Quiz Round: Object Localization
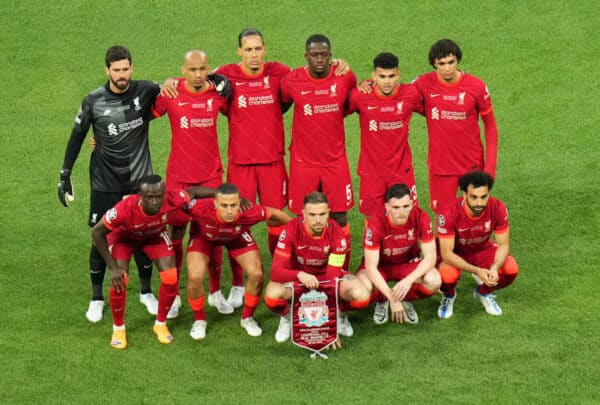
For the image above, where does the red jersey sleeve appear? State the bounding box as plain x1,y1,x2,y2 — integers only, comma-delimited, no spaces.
270,222,300,282
416,208,434,243
363,215,384,250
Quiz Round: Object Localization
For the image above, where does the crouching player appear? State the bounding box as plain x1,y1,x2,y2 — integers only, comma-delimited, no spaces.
91,175,212,349
185,183,292,340
437,171,518,318
265,192,370,344
357,184,441,324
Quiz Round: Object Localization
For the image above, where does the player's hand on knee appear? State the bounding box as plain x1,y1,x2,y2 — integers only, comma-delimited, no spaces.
58,168,74,207
391,279,411,301
109,265,127,292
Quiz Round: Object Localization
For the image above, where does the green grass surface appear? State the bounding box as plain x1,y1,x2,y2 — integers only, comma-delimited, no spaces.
1,0,599,403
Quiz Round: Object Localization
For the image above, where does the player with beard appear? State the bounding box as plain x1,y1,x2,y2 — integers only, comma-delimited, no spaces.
356,184,440,325
436,171,518,318
58,45,160,323
265,192,370,345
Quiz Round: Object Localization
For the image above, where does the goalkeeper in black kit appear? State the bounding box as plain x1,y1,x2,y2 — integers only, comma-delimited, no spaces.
58,45,162,323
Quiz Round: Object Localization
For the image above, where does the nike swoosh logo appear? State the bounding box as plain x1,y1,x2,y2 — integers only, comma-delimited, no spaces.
430,94,440,98
235,82,245,86
367,106,378,110
134,224,144,228
297,245,308,250
301,90,311,95
178,102,189,106
458,228,470,232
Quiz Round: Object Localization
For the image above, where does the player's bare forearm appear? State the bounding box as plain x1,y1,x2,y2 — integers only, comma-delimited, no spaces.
490,234,510,273
186,186,216,200
266,208,292,226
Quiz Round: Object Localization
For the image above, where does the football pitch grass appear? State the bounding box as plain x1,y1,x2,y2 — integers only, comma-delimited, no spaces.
1,0,599,403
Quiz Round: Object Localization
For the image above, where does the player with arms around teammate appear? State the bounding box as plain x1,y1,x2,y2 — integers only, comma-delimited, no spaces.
413,39,499,214
357,184,440,325
280,34,357,254
58,45,160,323
348,53,423,220
185,183,292,340
265,192,370,344
436,171,518,318
91,175,214,349
152,49,230,317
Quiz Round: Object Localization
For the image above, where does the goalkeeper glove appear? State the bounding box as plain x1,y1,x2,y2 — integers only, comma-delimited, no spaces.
58,168,75,207
208,74,232,98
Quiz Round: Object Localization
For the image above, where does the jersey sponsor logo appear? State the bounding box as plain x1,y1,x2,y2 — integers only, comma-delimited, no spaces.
238,95,247,108
369,119,378,132
114,118,143,133
134,96,141,111
178,102,189,107
303,104,313,116
431,107,440,120
180,116,189,129
383,248,391,256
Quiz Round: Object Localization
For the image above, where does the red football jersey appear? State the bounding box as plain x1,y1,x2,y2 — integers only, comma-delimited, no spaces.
152,80,227,183
413,71,493,175
437,197,509,256
102,190,190,240
348,83,423,180
280,66,357,167
363,206,434,265
215,62,290,164
271,217,349,282
187,198,267,244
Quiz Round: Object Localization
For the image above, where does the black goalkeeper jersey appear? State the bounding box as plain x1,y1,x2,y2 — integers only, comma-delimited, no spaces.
62,80,160,192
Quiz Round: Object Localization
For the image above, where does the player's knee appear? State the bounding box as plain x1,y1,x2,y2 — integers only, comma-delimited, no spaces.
438,264,461,284
502,256,519,276
423,268,442,292
264,295,288,310
159,267,178,285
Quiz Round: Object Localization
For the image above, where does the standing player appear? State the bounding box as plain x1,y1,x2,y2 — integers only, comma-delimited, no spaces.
413,39,499,214
185,183,292,340
152,49,231,317
58,45,160,323
348,53,423,220
436,171,518,318
265,192,370,343
91,175,211,349
356,184,440,325
280,34,357,254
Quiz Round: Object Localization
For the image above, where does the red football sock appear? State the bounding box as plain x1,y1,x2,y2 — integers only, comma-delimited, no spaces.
404,284,434,301
109,287,127,327
188,296,206,321
157,282,178,322
264,295,289,316
241,292,261,319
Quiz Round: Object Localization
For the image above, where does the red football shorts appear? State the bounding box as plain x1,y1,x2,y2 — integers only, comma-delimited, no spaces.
358,258,421,281
165,176,222,226
288,157,354,214
108,230,174,261
428,173,460,214
359,174,418,217
227,159,288,209
187,229,259,258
